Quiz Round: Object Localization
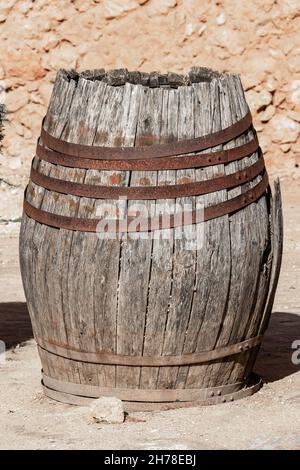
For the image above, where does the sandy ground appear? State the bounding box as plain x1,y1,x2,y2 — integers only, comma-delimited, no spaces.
0,177,299,450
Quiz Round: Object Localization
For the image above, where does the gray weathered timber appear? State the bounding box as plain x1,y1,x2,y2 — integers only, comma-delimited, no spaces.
20,72,79,383
201,75,259,387
258,180,283,336
35,77,95,385
226,76,271,384
58,78,107,387
157,85,196,389
183,79,231,389
244,179,283,378
116,82,161,389
19,68,278,408
93,81,141,387
139,87,174,389
155,87,183,389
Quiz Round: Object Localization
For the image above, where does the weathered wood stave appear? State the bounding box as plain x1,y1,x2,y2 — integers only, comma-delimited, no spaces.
19,68,282,409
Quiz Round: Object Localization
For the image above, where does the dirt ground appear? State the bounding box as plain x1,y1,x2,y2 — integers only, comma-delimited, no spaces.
0,177,299,450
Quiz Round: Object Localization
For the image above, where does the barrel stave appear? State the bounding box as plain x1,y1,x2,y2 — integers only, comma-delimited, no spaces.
19,68,276,407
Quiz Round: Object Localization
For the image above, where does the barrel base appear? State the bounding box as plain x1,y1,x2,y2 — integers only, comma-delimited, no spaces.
41,373,262,412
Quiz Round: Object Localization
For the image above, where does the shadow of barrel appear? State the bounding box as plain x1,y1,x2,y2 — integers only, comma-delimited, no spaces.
255,311,300,382
0,302,33,349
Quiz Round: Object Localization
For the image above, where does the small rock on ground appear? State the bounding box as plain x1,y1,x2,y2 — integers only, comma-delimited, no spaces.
89,396,125,424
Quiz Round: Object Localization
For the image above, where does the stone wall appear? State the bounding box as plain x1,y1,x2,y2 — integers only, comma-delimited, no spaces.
1,0,300,182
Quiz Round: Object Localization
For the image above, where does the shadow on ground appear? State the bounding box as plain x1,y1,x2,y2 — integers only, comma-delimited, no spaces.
0,302,33,348
0,304,299,382
255,311,300,382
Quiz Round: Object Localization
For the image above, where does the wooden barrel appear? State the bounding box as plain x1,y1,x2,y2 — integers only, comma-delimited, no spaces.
19,68,283,411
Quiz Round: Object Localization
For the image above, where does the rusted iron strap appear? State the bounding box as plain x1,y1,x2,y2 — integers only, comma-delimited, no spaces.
40,110,252,160
43,377,262,410
43,378,262,410
36,134,259,171
23,172,269,232
42,373,262,406
37,335,262,366
30,154,265,200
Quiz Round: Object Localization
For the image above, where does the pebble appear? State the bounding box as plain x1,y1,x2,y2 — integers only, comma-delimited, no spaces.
89,396,125,424
216,12,226,25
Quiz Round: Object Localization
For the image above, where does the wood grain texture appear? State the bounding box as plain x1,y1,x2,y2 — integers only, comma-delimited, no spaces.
226,76,270,384
20,72,79,383
116,83,162,389
182,79,231,389
155,88,182,389
19,69,277,406
92,81,142,387
157,86,196,389
245,179,283,379
139,86,174,389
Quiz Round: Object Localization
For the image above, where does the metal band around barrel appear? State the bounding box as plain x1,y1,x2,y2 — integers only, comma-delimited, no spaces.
37,335,262,367
42,373,262,409
30,154,265,200
36,134,259,171
23,172,269,232
40,110,252,161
